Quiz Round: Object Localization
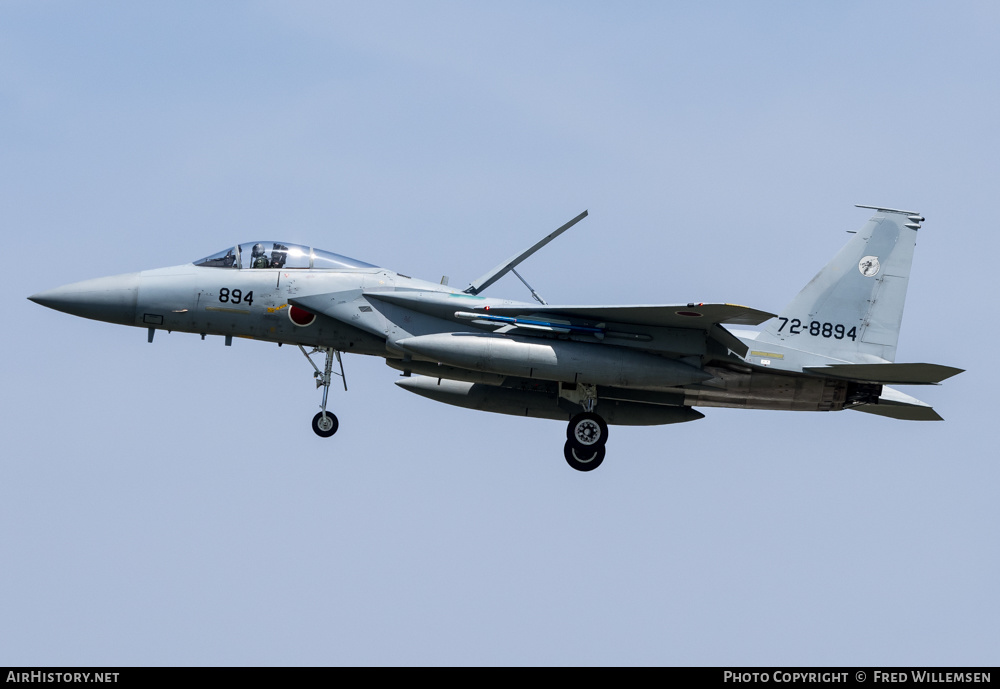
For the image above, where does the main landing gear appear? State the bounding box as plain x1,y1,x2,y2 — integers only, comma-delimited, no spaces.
300,346,346,438
564,405,610,472
563,439,606,472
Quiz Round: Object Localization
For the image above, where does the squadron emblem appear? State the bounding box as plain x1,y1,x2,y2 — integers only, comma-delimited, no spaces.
859,256,880,277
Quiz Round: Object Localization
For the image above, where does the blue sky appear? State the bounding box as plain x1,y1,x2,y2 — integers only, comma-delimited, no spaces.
2,1,997,665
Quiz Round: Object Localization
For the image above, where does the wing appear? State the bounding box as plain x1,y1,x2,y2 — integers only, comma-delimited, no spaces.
468,302,774,328
365,291,775,357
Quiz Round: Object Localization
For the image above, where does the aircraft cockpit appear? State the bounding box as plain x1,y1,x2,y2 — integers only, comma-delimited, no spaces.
194,242,377,270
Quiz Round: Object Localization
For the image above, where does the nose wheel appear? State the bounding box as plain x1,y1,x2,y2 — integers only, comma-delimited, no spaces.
312,411,339,438
300,345,347,438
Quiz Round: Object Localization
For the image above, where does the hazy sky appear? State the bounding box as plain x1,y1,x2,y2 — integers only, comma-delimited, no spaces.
2,1,997,665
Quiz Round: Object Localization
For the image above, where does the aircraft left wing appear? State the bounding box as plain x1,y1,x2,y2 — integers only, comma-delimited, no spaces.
468,303,774,357
467,303,774,328
365,292,774,357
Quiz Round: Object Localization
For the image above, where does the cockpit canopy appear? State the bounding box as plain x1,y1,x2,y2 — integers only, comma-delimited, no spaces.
194,242,377,270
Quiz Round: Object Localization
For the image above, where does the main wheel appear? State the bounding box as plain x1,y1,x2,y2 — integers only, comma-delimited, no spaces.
312,411,339,438
564,441,605,472
566,411,608,450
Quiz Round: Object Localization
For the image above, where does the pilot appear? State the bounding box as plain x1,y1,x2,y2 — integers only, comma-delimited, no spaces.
250,243,271,269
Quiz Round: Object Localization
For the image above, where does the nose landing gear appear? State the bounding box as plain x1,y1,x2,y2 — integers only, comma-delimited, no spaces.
300,345,346,438
312,411,339,438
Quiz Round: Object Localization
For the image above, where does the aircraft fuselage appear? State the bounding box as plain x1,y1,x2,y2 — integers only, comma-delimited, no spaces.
29,207,961,471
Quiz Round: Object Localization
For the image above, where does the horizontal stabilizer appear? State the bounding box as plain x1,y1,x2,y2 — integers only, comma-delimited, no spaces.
850,385,943,420
804,362,964,385
850,403,943,421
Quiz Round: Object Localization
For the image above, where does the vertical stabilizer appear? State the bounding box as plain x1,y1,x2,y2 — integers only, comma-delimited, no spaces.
756,206,923,363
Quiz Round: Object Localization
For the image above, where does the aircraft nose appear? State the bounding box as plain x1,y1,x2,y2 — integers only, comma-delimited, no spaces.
29,272,140,326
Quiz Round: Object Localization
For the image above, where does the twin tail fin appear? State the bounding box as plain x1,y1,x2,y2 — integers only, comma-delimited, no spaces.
756,205,924,363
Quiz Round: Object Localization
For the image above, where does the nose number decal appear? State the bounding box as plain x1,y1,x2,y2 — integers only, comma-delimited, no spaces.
218,288,254,306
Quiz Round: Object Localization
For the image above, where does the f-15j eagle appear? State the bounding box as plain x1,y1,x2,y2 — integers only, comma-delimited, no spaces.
29,205,961,471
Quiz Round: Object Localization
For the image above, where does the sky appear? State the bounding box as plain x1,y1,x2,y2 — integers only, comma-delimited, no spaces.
2,1,997,666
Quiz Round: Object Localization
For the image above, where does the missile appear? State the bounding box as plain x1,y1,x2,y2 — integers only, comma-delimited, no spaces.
395,376,705,426
453,310,603,335
394,332,712,389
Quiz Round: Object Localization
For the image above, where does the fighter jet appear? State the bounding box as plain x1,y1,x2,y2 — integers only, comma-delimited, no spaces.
29,205,962,471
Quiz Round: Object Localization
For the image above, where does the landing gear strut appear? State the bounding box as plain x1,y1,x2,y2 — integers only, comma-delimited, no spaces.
300,345,346,438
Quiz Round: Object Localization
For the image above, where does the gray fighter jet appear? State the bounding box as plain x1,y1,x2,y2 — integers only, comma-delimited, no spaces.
29,205,962,471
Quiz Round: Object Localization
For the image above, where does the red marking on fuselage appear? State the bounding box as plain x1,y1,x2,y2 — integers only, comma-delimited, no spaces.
289,305,316,326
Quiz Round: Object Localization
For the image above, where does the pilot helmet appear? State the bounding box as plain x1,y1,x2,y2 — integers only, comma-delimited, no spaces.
251,243,266,258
